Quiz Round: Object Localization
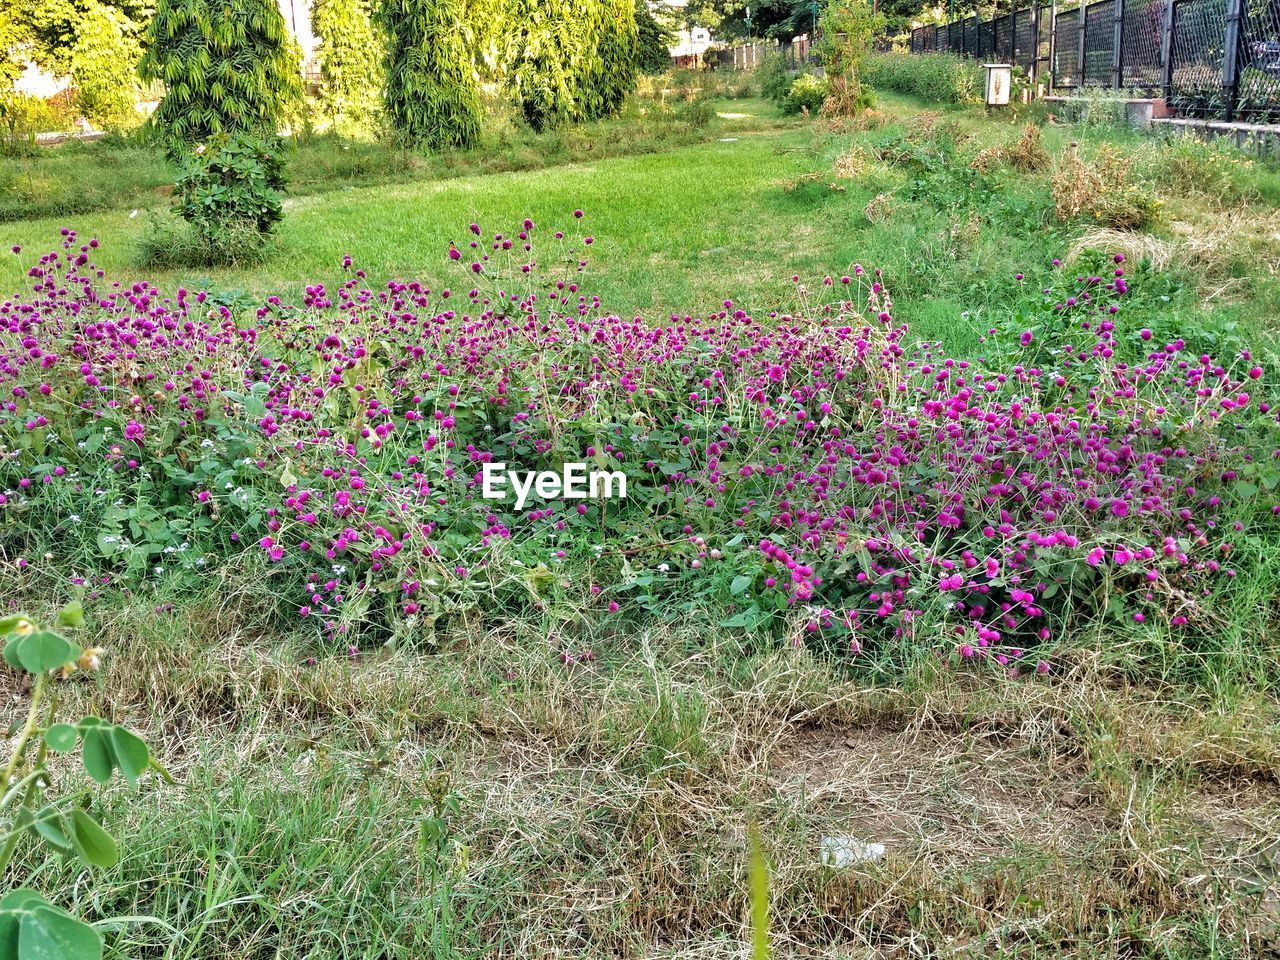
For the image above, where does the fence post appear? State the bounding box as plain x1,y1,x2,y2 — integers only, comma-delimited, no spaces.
1110,0,1123,88
1077,0,1088,85
1048,1,1058,91
1222,0,1243,121
1029,4,1040,84
1159,0,1175,103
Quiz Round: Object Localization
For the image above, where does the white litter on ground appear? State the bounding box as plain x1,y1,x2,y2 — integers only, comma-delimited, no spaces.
820,837,887,867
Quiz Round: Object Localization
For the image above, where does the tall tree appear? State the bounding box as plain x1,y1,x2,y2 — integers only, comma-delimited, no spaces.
311,0,384,136
507,0,639,130
69,1,141,125
138,0,303,149
585,0,639,117
635,1,674,72
377,0,483,148
22,0,151,73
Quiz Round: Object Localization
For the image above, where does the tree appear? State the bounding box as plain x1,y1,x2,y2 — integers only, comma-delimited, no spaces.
69,1,141,126
635,1,674,72
21,0,151,74
0,0,32,91
138,0,303,150
506,0,587,130
311,0,384,137
377,0,483,148
585,0,639,117
817,0,879,114
507,0,639,130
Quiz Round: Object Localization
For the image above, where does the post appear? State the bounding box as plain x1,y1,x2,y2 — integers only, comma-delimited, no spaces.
1029,4,1040,85
1048,1,1058,91
1013,8,1020,67
1111,0,1124,88
1159,0,1175,102
1077,0,1088,86
1222,0,1244,121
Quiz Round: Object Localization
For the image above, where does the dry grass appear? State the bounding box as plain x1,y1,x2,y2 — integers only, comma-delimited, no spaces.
1069,207,1280,300
833,146,872,180
6,585,1277,958
864,191,898,225
1008,123,1051,173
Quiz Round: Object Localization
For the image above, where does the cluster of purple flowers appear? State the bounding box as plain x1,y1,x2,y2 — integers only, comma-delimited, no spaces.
2,221,1275,670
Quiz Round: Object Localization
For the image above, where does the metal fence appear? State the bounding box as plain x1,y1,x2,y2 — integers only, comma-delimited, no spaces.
907,0,1280,122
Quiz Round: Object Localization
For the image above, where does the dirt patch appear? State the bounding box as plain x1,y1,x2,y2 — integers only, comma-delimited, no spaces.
768,718,1102,869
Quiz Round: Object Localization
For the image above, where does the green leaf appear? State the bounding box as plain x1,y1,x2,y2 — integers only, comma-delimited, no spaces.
80,728,114,785
70,810,118,869
32,808,72,853
109,727,150,787
0,888,103,960
15,632,76,675
43,725,78,754
730,575,753,596
55,602,85,630
2,637,26,671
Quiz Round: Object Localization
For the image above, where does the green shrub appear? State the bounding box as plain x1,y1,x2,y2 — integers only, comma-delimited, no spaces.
139,132,286,266
781,74,828,115
758,52,794,104
139,0,304,152
863,51,978,103
816,0,879,116
0,94,77,154
1146,135,1254,205
635,0,674,73
675,97,716,127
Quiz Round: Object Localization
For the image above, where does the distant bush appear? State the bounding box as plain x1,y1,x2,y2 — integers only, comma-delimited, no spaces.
1145,135,1254,206
863,51,978,103
781,74,828,115
758,52,795,105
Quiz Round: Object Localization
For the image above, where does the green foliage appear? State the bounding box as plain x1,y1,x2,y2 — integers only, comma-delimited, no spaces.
69,0,141,127
863,51,979,103
780,73,827,115
0,607,159,960
585,0,640,119
635,0,674,73
18,0,151,75
757,52,795,105
377,0,484,148
138,0,304,151
507,0,639,130
816,0,879,114
0,96,79,155
0,0,33,90
310,0,385,138
506,0,591,130
139,132,285,266
174,132,286,234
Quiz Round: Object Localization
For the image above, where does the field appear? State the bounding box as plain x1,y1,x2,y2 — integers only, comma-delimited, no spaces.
3,83,1280,959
